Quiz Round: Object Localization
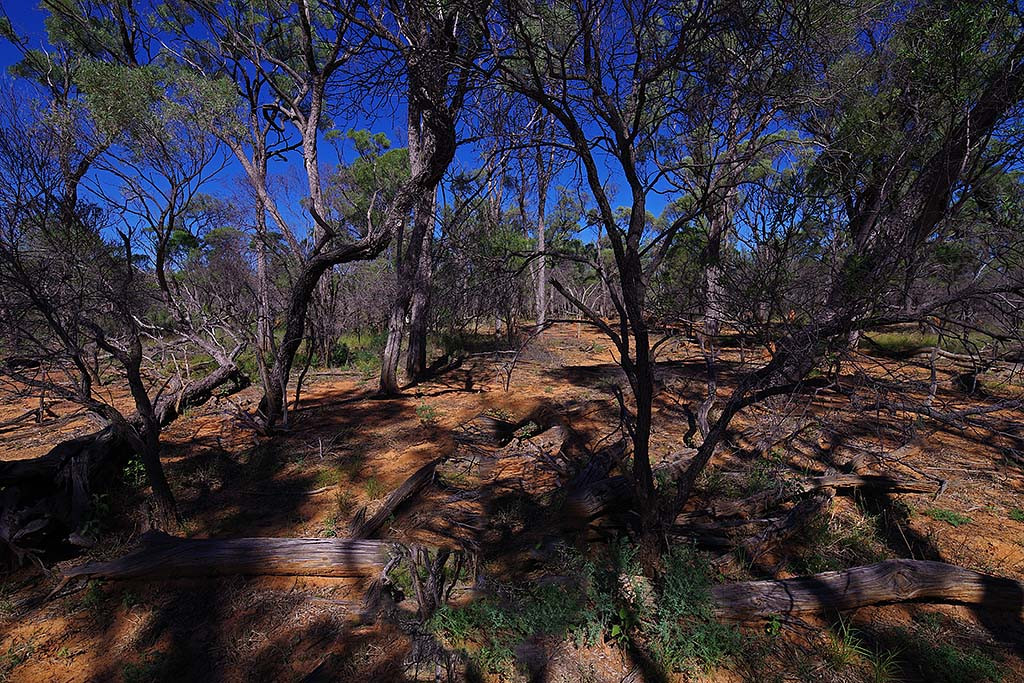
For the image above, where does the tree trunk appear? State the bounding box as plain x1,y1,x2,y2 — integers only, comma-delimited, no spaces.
258,262,328,427
380,99,440,395
534,150,549,327
405,194,435,381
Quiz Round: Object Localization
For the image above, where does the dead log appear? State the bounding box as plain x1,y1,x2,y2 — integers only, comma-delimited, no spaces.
349,458,440,539
63,531,396,580
681,473,941,523
711,559,1024,621
454,414,517,448
499,425,571,474
0,406,49,433
713,491,834,571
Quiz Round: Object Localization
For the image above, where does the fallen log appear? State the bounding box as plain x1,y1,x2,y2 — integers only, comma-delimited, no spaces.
682,473,941,522
715,490,834,571
454,414,517,448
711,559,1024,621
349,458,441,539
64,531,396,580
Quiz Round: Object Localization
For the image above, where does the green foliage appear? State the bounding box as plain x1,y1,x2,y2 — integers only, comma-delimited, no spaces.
121,457,147,489
645,545,743,674
827,618,871,669
885,626,1003,682
513,421,540,439
1008,509,1024,522
429,542,742,677
314,467,342,487
868,648,903,683
80,580,104,612
335,489,355,516
78,493,112,542
363,477,386,500
923,508,972,527
120,589,140,611
416,403,439,426
320,515,338,538
789,510,888,574
429,583,586,674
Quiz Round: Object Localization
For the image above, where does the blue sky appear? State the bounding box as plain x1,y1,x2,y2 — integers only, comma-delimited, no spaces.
0,2,664,245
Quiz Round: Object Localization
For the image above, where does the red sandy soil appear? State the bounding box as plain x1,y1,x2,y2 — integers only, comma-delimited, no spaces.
1,326,1022,681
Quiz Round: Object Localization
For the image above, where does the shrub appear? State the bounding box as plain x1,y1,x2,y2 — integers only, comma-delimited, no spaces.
645,545,743,674
416,403,439,426
363,477,386,499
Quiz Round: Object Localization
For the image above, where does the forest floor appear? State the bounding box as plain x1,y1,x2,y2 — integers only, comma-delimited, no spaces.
1,325,1023,682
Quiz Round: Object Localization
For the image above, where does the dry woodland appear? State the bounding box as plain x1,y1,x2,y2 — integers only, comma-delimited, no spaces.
0,1,1023,681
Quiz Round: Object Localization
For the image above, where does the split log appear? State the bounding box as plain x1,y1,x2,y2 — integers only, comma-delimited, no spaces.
454,414,517,448
682,473,941,522
712,491,833,571
349,458,440,539
498,425,571,474
63,531,396,580
711,559,1024,621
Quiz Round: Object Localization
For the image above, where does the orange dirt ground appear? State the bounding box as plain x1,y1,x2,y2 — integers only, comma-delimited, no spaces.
1,326,1022,681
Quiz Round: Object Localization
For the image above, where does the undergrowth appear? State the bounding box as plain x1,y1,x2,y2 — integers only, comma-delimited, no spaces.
428,542,742,679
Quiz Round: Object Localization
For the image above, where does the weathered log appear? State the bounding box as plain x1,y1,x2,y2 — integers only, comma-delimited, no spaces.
0,406,48,433
0,366,248,565
499,425,571,474
682,473,941,523
454,414,517,448
349,458,440,539
713,491,834,571
63,531,396,580
711,559,1024,621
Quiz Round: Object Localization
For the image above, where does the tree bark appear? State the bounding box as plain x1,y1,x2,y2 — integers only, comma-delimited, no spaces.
381,97,441,395
405,217,433,380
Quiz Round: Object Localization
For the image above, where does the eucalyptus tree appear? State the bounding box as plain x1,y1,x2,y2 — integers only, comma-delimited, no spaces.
351,0,488,395
671,0,1024,510
0,2,248,529
482,0,744,541
136,0,477,422
483,0,1024,548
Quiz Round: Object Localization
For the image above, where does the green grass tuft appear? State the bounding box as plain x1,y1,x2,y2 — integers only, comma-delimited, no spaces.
923,508,972,527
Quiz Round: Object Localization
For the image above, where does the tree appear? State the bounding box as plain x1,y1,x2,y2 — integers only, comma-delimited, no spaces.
0,3,246,531
671,0,1024,510
363,0,486,395
483,0,730,546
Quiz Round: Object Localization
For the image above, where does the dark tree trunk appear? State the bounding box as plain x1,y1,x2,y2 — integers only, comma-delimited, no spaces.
380,100,443,395
405,222,433,380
